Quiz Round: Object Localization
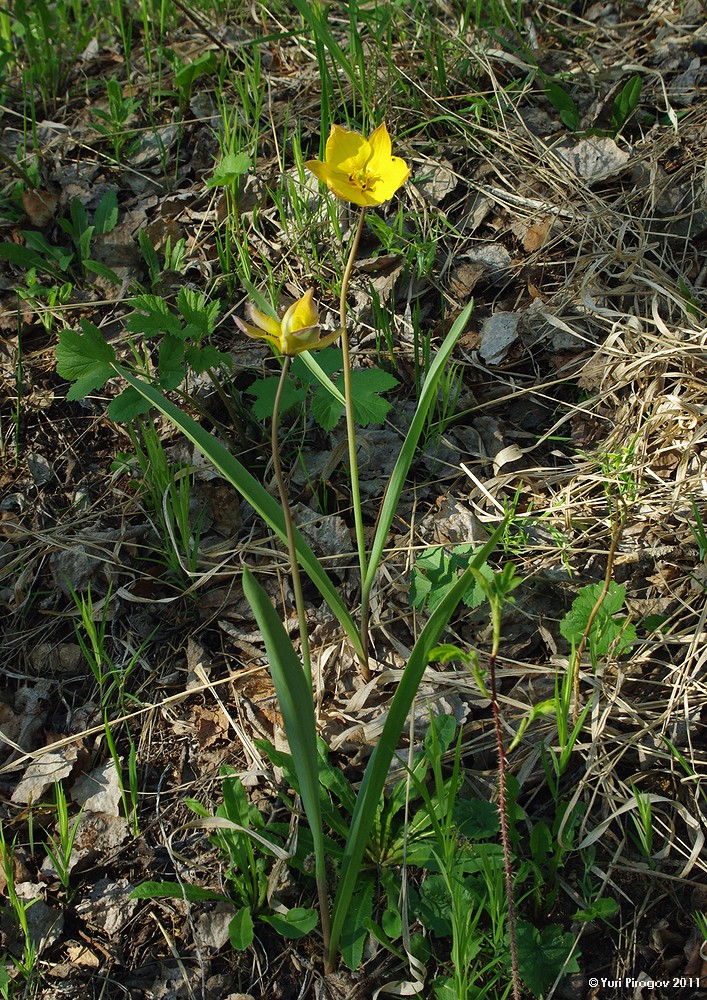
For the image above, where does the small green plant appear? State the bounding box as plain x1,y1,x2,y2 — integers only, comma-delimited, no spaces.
56,190,121,281
56,287,229,422
560,580,636,668
43,783,83,904
409,544,493,615
137,230,188,290
0,190,121,287
0,824,38,990
688,498,707,561
545,73,642,136
132,765,318,948
169,49,217,110
90,79,141,162
70,584,146,836
627,783,654,862
16,269,72,333
126,418,207,581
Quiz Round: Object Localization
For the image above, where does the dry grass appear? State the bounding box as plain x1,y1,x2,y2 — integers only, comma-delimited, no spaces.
0,0,706,996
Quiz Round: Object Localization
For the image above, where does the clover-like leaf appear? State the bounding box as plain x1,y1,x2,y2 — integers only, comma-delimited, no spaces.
56,319,116,400
516,920,579,997
158,335,185,391
246,377,307,421
107,386,154,422
409,544,493,614
560,581,636,657
126,294,183,338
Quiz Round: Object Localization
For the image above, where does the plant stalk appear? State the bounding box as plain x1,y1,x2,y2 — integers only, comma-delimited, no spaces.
271,355,312,686
489,601,521,1000
339,206,369,677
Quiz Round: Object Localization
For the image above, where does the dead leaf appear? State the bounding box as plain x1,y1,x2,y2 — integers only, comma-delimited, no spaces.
493,443,524,474
194,902,235,951
479,311,521,364
72,759,123,815
415,159,457,205
515,214,552,251
66,943,101,969
555,136,631,183
12,747,78,804
75,877,138,936
22,188,58,227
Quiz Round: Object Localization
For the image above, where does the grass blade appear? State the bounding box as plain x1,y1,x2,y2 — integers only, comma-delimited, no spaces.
113,365,364,659
363,300,474,596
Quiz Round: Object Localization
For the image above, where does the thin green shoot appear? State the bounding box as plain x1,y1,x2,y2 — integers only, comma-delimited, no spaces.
43,782,84,901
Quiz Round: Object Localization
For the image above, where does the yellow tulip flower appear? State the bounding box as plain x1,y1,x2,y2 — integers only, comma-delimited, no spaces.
235,288,342,357
305,122,410,207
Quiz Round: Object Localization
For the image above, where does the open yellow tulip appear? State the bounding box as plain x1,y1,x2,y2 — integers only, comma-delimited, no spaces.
305,123,410,207
235,288,342,357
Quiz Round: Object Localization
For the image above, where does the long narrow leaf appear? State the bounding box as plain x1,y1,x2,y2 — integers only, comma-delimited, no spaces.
112,365,364,659
363,300,474,595
328,518,505,961
241,569,327,920
298,350,346,405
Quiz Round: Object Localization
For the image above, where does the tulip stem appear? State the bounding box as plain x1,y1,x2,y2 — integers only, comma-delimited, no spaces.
271,355,312,687
339,206,370,679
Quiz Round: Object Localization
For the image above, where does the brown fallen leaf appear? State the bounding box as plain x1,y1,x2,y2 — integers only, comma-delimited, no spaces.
22,188,58,227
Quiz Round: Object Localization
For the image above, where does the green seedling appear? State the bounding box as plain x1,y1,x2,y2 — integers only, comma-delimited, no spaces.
0,190,120,287
609,74,642,134
56,190,120,282
0,824,38,988
560,581,636,669
545,72,642,136
688,498,707,561
16,269,72,333
43,783,83,903
409,544,493,615
137,230,188,290
537,661,591,799
628,783,654,862
545,80,580,131
126,418,207,581
90,79,141,162
70,583,147,836
426,360,464,441
132,765,317,949
169,49,217,110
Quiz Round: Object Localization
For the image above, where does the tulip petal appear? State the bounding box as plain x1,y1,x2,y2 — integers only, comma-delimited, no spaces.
366,122,393,165
304,157,334,186
325,124,371,173
235,316,281,350
325,174,379,206
305,122,410,207
281,289,319,337
248,307,282,339
368,156,411,204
